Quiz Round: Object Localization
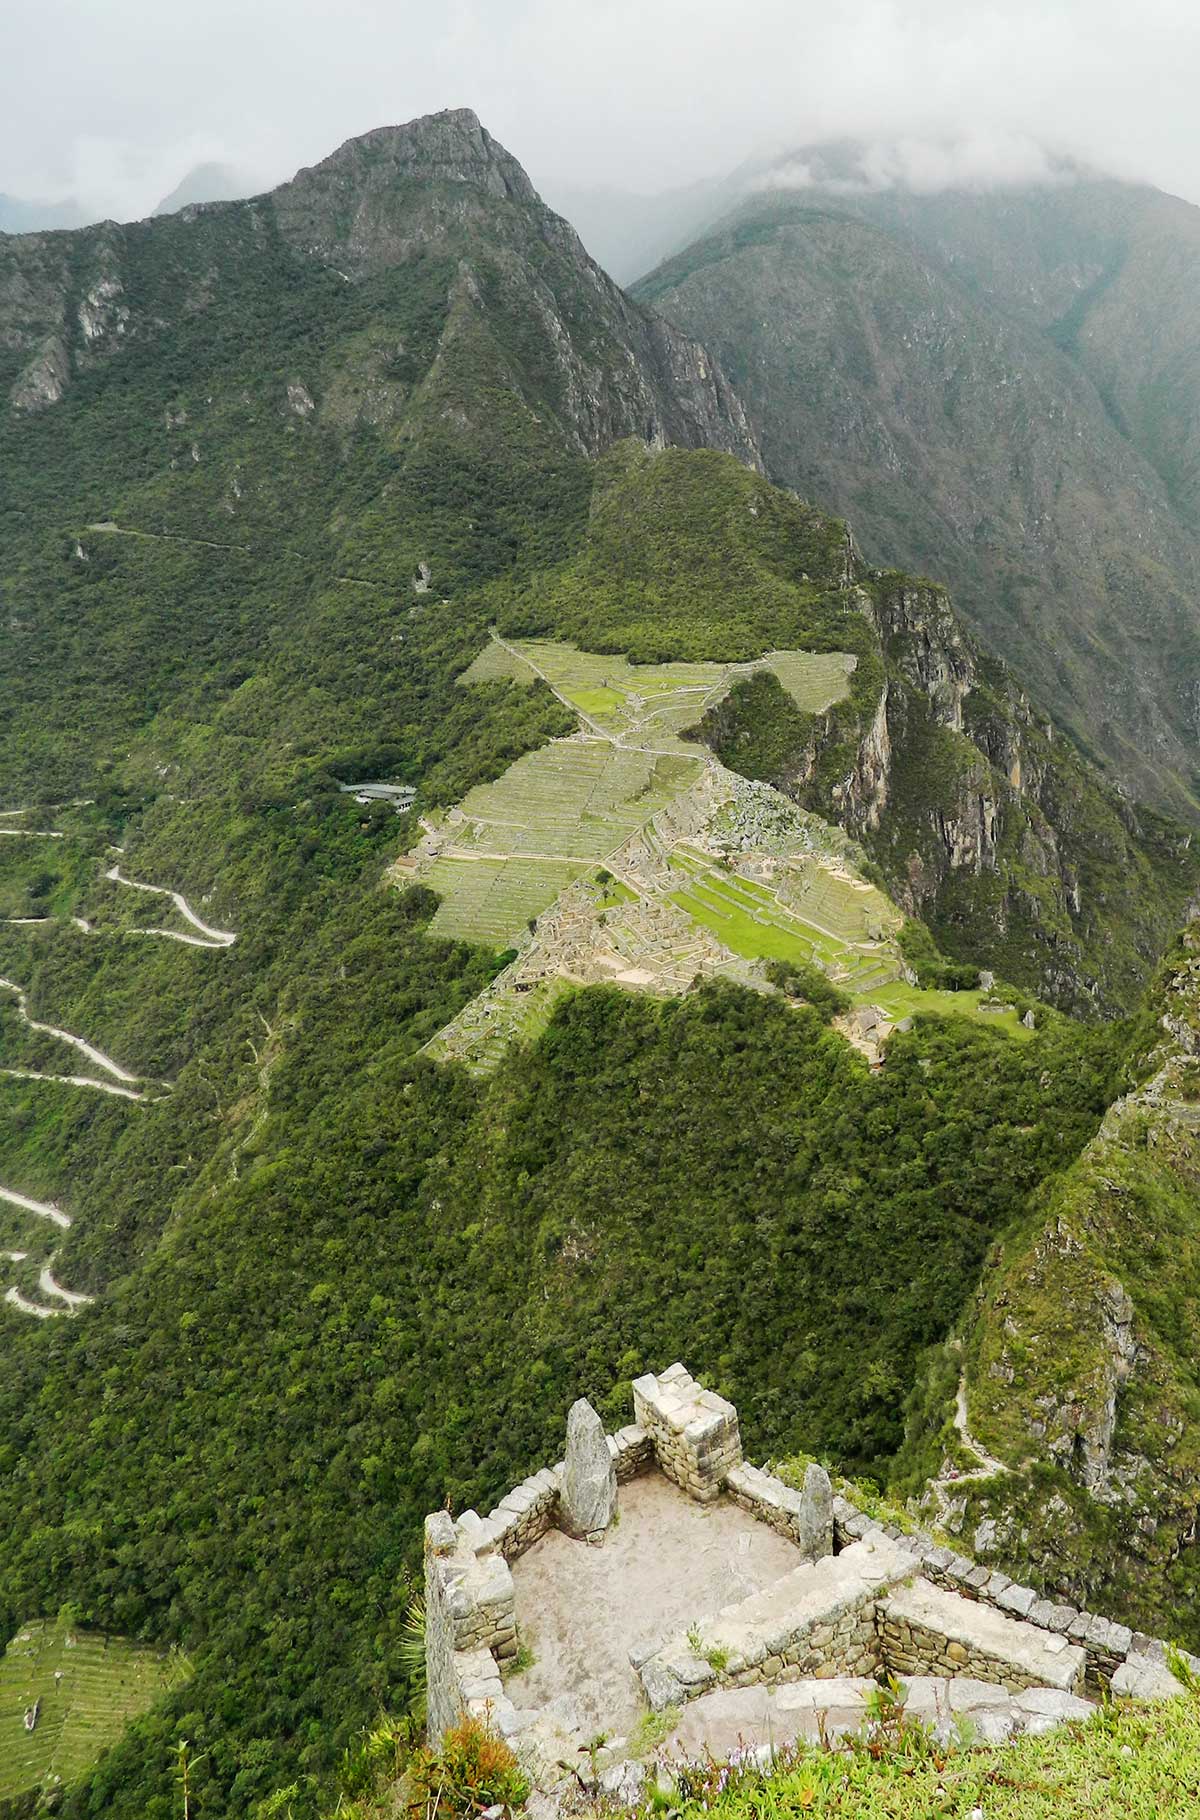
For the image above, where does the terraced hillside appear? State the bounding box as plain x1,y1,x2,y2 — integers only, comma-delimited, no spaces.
0,1616,185,1804
0,107,1195,1818
409,641,1038,1070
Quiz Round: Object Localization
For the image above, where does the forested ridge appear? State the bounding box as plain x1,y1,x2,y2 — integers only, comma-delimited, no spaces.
0,110,1196,1815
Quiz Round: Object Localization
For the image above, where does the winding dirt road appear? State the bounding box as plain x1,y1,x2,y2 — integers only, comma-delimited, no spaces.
0,1187,93,1317
105,865,237,948
0,975,140,1083
0,1183,70,1229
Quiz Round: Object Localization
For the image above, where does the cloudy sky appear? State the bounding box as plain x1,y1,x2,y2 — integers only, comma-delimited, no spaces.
4,0,1200,220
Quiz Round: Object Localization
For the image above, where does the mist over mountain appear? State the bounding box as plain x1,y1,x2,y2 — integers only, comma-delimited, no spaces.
635,149,1200,819
0,190,88,232
151,159,261,215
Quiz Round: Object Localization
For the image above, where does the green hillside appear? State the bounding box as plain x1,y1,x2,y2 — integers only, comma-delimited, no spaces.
635,172,1200,822
0,111,1196,1817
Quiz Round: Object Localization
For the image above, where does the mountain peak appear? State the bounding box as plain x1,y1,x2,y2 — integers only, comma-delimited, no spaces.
282,107,539,210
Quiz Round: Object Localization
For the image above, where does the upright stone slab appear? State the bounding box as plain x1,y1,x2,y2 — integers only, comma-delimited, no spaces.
558,1398,618,1541
632,1364,742,1502
796,1462,834,1561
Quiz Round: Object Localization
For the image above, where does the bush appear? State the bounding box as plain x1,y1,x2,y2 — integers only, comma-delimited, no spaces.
406,1717,530,1818
765,957,852,1020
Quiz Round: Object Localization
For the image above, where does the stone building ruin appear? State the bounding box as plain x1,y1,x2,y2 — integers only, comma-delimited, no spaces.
424,1364,1193,1800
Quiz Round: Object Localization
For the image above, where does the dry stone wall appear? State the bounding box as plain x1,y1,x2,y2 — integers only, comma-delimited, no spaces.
636,1534,911,1711
879,1579,1087,1694
727,1459,833,1559
423,1364,1194,1756
833,1495,1194,1698
631,1364,742,1502
424,1511,521,1743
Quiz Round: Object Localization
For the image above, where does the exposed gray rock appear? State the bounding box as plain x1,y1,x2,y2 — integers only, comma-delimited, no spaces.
558,1398,617,1541
599,1759,646,1803
795,1462,834,1560
1111,1654,1185,1700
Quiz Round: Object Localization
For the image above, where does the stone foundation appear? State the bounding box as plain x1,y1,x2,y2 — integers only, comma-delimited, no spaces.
637,1535,909,1710
832,1495,1195,1697
879,1579,1086,1694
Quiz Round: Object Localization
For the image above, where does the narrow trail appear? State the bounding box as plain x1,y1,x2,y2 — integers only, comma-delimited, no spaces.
0,975,140,1083
925,1371,1011,1528
105,865,237,948
0,829,64,839
85,522,387,588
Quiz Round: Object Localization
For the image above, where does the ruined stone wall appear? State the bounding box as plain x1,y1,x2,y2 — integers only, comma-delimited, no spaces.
727,1459,833,1560
424,1511,521,1745
834,1496,1188,1696
632,1364,742,1502
425,1364,1194,1762
878,1580,1086,1694
636,1534,911,1711
464,1424,653,1564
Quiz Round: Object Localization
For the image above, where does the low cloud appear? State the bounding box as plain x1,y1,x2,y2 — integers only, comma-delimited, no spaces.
756,132,1075,198
1,1,1199,224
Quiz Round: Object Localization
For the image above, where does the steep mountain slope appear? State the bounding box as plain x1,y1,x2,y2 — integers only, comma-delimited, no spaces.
635,168,1200,822
0,110,1196,1816
901,920,1200,1647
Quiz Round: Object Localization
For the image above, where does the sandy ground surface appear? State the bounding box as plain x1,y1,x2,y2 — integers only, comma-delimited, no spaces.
507,1476,802,1736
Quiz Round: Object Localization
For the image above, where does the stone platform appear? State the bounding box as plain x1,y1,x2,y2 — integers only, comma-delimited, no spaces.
507,1473,802,1736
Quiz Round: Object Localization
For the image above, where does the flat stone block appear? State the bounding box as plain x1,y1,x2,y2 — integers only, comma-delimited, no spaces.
996,1583,1038,1619
1111,1655,1185,1701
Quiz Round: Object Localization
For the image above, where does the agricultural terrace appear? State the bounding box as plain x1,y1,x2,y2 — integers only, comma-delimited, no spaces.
425,637,856,946
459,635,856,752
416,641,1034,1046
668,849,1030,1036
420,741,703,945
0,1616,187,1804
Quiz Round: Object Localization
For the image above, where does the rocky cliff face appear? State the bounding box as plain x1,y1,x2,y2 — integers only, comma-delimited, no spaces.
703,563,1197,1015
935,926,1200,1641
0,109,759,474
635,184,1200,823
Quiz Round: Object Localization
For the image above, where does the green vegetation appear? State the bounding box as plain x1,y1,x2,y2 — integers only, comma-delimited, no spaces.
633,180,1200,826
903,925,1200,1646
490,442,866,665
423,855,589,946
766,959,851,1021
592,1685,1200,1819
0,1614,186,1806
471,637,855,748
0,125,1194,1820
